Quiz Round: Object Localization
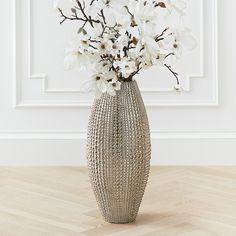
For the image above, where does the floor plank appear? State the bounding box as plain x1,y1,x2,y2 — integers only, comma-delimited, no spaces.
0,167,235,236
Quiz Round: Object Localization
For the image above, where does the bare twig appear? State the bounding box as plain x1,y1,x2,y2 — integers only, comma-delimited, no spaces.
129,62,142,80
165,53,175,59
89,44,98,50
90,0,96,6
124,6,133,17
58,8,85,24
89,38,101,43
155,27,169,42
76,0,100,27
164,64,180,85
58,1,100,27
99,9,106,25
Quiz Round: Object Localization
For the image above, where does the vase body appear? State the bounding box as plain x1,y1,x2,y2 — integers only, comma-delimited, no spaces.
87,81,151,224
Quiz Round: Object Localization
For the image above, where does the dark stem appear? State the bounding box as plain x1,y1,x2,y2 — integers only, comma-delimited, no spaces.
165,53,175,59
89,44,98,50
90,0,96,6
155,27,169,42
124,6,133,17
75,0,99,27
58,1,100,27
164,64,180,85
58,8,85,24
99,9,106,25
130,62,142,78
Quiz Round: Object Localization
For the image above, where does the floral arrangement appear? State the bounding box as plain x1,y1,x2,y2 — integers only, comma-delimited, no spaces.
55,0,196,96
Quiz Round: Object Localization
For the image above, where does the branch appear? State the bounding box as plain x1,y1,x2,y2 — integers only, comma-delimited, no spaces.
124,6,133,17
99,9,106,25
58,8,85,24
155,27,169,42
89,44,98,50
100,55,119,74
75,0,100,27
59,1,101,27
165,53,175,59
123,32,134,57
90,0,96,6
89,38,101,43
130,62,142,79
164,64,180,85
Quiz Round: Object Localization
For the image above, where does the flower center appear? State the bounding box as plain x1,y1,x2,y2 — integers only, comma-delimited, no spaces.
96,76,101,81
101,44,106,50
173,43,178,48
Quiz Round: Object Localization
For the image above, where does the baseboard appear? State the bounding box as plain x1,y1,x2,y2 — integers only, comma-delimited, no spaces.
0,131,236,165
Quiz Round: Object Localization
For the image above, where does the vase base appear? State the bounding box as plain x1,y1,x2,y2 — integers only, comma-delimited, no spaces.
104,216,136,224
105,219,136,224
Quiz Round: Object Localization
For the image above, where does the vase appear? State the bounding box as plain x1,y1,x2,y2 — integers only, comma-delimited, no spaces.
87,80,151,224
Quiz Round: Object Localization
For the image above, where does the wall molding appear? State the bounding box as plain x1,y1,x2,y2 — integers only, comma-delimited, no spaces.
13,0,218,108
1,130,236,140
1,130,235,165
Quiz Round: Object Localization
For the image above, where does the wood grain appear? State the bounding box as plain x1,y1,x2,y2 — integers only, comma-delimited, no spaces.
0,167,235,235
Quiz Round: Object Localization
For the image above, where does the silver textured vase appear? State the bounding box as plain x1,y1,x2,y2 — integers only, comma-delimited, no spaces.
87,80,151,224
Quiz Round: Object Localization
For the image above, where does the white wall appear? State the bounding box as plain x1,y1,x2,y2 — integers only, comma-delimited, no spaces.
0,0,235,166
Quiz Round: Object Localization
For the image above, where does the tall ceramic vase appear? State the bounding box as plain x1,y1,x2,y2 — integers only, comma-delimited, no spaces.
87,80,151,224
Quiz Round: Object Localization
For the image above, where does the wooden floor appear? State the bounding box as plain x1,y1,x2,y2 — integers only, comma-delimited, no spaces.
0,167,236,236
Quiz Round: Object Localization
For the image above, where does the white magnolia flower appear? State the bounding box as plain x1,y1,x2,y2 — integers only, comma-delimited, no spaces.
105,70,117,81
166,28,197,58
108,41,122,56
139,23,160,60
127,0,158,26
90,0,127,26
140,60,152,70
97,39,111,53
64,40,90,70
154,53,166,66
83,73,108,97
116,14,131,28
139,49,165,69
91,0,126,11
107,78,122,96
127,41,155,70
115,59,137,78
96,61,112,73
104,27,120,41
117,32,130,48
103,9,117,27
84,23,103,39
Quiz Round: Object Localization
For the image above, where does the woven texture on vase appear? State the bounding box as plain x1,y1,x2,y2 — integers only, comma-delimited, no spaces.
87,80,151,224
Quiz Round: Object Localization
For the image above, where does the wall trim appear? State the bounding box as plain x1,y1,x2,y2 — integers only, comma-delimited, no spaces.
1,130,236,140
14,100,219,109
